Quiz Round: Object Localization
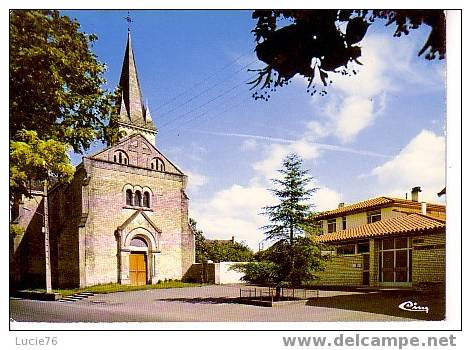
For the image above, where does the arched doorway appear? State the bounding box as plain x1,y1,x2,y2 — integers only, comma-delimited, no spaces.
115,217,162,285
129,236,148,286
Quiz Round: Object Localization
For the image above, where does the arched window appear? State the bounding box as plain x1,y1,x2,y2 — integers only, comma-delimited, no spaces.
150,157,165,172
114,150,129,165
157,158,165,172
143,191,150,208
126,189,133,206
134,190,142,207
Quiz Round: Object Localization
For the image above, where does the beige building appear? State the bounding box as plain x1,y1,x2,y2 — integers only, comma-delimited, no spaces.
11,32,195,288
311,187,446,288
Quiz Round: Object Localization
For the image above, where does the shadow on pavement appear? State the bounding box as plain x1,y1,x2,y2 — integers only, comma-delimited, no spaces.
306,290,445,321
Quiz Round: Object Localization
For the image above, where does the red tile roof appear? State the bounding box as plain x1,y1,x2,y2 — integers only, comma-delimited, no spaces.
315,213,445,243
312,196,445,220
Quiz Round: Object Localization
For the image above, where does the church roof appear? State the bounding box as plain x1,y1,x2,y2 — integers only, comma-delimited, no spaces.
118,32,156,131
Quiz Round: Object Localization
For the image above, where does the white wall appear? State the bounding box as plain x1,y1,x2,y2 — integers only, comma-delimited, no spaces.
215,262,247,284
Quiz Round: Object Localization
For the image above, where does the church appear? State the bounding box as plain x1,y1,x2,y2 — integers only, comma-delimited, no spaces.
10,32,195,288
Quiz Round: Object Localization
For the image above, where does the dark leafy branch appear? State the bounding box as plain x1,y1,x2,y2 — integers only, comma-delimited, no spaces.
249,10,446,100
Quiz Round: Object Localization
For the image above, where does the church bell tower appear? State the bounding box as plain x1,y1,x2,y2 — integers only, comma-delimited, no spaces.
116,31,157,145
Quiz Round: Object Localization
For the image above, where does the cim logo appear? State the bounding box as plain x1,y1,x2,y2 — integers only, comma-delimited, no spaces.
398,301,429,314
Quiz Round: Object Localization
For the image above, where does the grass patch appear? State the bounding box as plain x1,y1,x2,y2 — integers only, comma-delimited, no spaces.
28,281,206,297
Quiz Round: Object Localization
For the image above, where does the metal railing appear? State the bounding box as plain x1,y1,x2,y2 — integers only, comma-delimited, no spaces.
239,286,319,302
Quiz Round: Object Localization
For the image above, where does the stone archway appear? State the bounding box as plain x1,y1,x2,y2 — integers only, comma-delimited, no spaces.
116,225,161,285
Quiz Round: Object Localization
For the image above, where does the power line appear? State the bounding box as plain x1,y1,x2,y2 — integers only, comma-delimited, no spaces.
158,74,256,130
154,59,257,118
150,53,255,113
159,89,250,136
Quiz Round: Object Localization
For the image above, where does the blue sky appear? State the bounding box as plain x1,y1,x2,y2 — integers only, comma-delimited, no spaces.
64,10,446,249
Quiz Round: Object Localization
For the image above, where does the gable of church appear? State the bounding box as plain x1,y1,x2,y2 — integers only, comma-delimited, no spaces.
90,133,183,175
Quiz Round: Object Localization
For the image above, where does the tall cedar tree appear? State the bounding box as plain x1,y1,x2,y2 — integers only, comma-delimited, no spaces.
10,10,120,198
262,153,317,245
232,154,328,293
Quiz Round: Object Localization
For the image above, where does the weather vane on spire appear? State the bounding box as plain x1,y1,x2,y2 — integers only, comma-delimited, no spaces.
124,11,133,32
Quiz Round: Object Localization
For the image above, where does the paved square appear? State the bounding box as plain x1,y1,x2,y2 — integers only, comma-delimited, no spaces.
10,285,424,323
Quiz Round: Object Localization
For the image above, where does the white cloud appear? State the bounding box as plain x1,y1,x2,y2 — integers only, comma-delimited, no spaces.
312,187,343,212
306,33,441,144
191,180,345,250
190,184,276,249
370,130,445,202
184,170,208,194
252,139,321,184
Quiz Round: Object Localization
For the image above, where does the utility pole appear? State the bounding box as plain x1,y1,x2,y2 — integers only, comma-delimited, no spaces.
43,179,52,293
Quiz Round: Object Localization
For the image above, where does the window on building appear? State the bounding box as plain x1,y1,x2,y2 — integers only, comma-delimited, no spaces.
337,244,356,255
379,237,412,283
357,241,370,254
342,216,347,230
134,190,142,207
150,157,165,172
327,218,337,233
126,189,133,206
114,150,129,165
143,191,150,208
367,210,382,224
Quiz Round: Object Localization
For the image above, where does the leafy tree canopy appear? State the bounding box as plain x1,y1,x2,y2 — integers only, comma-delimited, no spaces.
236,237,329,286
249,10,445,99
10,130,75,190
10,10,120,196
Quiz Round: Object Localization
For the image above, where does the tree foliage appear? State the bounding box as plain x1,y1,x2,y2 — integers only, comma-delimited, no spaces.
249,10,446,99
10,10,119,196
236,237,329,286
190,218,254,263
234,153,329,290
10,130,75,190
262,153,317,244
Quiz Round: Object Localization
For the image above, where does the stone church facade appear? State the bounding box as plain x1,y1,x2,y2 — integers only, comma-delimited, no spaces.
11,32,195,288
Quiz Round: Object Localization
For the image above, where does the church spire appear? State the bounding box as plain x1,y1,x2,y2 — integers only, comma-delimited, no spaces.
117,31,157,145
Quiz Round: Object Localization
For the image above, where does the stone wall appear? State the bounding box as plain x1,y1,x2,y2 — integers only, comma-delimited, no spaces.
10,193,46,288
412,231,446,285
77,152,191,286
312,254,364,286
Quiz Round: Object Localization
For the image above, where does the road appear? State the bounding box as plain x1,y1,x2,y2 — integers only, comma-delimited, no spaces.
10,285,411,324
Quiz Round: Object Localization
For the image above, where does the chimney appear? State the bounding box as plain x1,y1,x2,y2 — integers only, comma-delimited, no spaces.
411,186,422,202
231,236,235,244
338,202,345,208
421,202,427,215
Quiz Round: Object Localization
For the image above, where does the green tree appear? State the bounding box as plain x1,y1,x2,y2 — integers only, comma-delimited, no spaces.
249,10,445,100
205,240,254,263
10,130,75,191
10,10,119,197
233,153,329,297
190,218,208,263
262,153,317,244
